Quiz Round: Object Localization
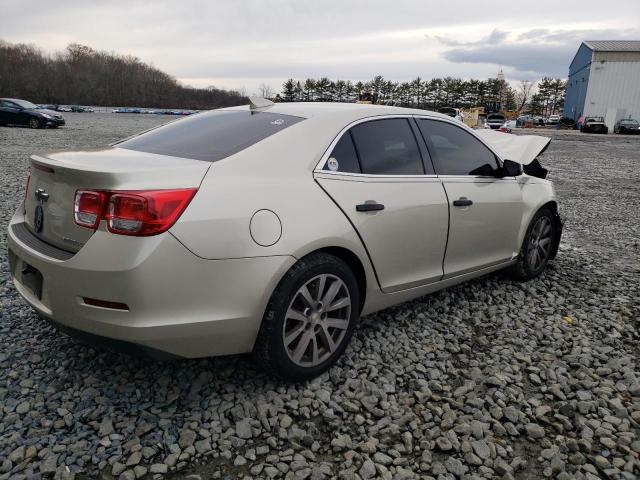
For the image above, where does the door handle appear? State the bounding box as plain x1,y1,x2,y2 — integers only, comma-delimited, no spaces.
453,197,473,207
356,202,385,212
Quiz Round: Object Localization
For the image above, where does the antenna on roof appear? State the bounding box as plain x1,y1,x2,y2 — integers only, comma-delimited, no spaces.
249,96,274,110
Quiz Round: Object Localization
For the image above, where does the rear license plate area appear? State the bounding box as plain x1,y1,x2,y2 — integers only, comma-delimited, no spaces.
21,263,43,300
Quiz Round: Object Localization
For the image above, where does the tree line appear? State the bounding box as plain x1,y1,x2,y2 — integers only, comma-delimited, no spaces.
281,76,566,117
0,40,246,109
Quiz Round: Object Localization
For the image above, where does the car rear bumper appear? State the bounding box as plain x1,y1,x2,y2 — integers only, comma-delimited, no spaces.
7,209,295,358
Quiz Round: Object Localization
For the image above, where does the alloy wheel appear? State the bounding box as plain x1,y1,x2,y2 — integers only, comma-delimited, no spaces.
29,118,40,129
282,274,351,367
527,216,553,271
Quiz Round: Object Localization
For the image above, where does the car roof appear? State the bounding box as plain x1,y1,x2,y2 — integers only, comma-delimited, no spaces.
222,102,454,121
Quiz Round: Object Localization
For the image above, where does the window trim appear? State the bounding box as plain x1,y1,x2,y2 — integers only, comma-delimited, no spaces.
314,114,508,179
314,114,437,178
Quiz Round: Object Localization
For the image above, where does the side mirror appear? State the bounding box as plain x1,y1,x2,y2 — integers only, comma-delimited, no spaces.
498,159,523,177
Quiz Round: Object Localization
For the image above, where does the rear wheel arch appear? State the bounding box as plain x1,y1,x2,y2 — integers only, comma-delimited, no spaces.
311,246,367,313
254,249,362,380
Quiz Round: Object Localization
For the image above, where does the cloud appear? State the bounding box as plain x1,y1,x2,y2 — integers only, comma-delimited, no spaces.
1,0,640,92
433,29,508,47
436,27,640,78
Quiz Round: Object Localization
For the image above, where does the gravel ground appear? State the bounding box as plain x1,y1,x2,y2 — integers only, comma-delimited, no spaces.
1,114,639,480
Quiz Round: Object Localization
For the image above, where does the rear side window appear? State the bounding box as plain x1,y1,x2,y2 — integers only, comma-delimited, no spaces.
417,119,498,175
117,110,304,162
323,132,361,173
350,119,424,175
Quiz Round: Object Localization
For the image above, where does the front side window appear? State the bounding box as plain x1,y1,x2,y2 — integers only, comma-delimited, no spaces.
117,109,304,162
417,119,498,176
349,119,424,175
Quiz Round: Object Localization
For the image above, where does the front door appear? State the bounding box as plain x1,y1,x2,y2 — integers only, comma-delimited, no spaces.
416,117,523,277
315,117,449,292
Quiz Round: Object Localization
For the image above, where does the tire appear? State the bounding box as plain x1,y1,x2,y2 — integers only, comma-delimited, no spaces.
253,252,360,381
28,117,41,129
509,208,558,281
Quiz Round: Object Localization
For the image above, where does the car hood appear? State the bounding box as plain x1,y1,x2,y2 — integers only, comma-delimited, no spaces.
475,129,550,165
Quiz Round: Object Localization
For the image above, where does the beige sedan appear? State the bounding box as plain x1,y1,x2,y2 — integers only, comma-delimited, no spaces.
7,100,562,380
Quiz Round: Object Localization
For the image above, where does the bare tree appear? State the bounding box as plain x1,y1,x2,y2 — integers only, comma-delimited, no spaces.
258,83,274,99
515,80,535,113
0,39,246,109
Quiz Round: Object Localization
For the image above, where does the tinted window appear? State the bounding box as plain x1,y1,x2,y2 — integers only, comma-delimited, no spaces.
417,119,498,175
12,99,37,109
323,132,361,173
350,119,423,175
118,110,304,162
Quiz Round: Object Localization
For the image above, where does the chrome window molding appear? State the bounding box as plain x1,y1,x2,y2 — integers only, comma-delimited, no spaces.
313,113,508,180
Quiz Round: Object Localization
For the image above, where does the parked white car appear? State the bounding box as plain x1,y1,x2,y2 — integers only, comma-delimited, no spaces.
438,107,464,123
7,100,562,380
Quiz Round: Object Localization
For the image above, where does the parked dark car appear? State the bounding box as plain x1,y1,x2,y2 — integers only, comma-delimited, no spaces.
557,117,576,130
614,118,640,135
0,98,65,128
580,116,608,134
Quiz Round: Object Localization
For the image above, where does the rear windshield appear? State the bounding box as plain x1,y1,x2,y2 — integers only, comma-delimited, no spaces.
117,109,304,162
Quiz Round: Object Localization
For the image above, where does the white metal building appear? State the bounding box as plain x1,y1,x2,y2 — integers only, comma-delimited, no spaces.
564,40,640,128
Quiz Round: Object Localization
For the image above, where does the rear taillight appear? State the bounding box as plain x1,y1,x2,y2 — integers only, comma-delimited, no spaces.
74,190,106,228
73,188,196,236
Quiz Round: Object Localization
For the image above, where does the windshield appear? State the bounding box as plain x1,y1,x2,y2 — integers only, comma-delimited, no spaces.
588,117,604,122
118,109,304,162
621,120,639,126
12,99,38,109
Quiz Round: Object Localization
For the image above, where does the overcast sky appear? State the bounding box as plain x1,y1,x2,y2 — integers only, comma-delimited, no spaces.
2,0,639,94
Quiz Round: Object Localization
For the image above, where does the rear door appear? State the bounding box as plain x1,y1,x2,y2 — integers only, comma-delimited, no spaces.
315,117,449,293
416,117,523,277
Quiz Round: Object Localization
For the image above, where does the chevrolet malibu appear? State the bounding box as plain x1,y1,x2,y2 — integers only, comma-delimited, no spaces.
7,100,562,381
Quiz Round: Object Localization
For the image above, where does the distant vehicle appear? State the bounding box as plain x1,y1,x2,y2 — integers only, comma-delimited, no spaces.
0,98,65,129
499,120,517,133
532,117,546,127
485,113,506,130
556,117,575,130
57,106,73,112
438,107,464,123
547,115,560,125
71,106,94,113
580,116,608,134
484,101,501,114
113,108,142,114
613,118,640,135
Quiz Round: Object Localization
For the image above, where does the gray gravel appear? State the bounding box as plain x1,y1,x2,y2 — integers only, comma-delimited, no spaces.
1,115,640,480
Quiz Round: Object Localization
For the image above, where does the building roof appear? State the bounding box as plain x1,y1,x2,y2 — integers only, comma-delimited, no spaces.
583,40,640,52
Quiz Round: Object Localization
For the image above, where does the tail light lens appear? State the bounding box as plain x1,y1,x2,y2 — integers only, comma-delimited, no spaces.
74,190,106,228
73,188,196,236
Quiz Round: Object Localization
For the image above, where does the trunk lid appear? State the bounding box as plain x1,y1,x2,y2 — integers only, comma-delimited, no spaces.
24,147,210,252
